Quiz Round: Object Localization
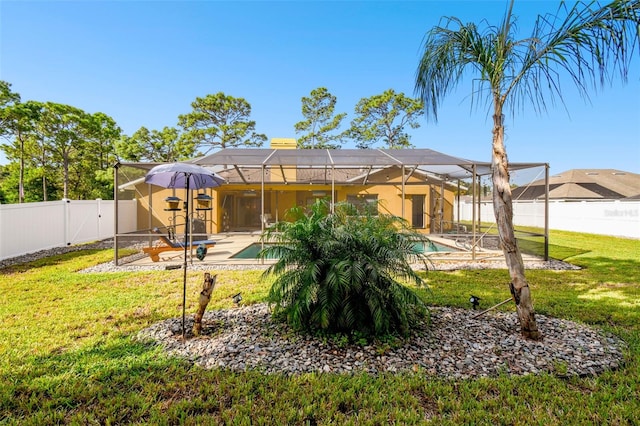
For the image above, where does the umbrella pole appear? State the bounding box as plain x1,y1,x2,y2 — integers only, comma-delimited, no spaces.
182,175,190,341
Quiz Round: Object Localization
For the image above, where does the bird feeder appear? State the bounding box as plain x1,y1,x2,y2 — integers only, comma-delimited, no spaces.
195,193,212,210
164,196,182,211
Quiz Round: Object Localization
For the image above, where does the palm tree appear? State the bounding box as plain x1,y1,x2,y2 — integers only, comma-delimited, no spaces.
260,199,431,338
415,0,639,340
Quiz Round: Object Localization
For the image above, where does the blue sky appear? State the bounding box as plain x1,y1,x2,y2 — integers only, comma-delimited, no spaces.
1,0,639,175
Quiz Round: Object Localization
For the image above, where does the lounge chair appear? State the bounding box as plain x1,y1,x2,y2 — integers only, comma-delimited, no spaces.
261,213,274,227
143,228,217,262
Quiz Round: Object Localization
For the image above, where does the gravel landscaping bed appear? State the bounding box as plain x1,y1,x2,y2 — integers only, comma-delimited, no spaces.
137,303,626,378
6,239,618,380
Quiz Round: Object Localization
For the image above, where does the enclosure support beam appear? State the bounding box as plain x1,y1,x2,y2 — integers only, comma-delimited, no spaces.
331,166,336,213
148,183,153,244
261,165,265,264
440,180,445,233
234,165,248,184
544,164,550,261
456,179,461,235
401,165,406,220
472,164,477,260
114,162,120,266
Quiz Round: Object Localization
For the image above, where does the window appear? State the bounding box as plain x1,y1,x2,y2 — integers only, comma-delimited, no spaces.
346,194,378,215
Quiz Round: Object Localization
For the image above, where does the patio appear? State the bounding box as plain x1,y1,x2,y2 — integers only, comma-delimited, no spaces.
121,231,553,269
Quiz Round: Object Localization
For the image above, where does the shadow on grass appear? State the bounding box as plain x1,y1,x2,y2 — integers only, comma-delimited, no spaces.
0,337,196,423
548,244,591,261
518,237,591,260
570,256,640,283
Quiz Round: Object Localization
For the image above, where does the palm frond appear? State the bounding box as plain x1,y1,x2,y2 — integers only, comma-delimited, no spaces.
260,199,430,337
508,0,639,114
415,0,640,118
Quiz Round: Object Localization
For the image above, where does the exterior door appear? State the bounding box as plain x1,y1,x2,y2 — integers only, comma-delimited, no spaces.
412,195,425,229
236,196,261,229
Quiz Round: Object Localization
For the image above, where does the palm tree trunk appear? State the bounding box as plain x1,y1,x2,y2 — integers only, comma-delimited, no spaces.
491,108,542,340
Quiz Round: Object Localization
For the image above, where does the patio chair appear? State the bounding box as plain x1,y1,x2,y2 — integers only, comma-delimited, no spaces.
143,228,217,262
261,213,274,227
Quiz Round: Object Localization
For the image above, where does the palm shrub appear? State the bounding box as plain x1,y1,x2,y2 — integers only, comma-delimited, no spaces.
259,199,431,338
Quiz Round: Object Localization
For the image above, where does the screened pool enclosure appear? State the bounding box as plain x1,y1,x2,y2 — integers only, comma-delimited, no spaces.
113,148,549,265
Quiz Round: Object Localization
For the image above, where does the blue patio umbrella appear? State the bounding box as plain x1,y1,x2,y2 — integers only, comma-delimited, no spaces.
145,162,225,340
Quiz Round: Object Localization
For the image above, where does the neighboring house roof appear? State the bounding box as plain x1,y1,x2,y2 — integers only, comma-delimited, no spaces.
512,169,640,200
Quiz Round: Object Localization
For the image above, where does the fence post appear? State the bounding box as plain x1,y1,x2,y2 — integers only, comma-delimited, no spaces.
96,198,102,240
63,198,71,246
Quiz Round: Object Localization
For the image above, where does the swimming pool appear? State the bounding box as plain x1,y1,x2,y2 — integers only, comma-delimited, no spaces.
230,241,458,259
414,241,459,253
230,243,276,259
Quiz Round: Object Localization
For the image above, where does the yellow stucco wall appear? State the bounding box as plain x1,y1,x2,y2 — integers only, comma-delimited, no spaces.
133,170,455,235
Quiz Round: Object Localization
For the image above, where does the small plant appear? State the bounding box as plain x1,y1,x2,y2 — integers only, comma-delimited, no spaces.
260,199,431,338
553,360,569,377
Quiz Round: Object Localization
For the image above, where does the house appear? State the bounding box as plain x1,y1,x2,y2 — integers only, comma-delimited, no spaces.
121,139,468,236
114,139,553,262
511,169,640,200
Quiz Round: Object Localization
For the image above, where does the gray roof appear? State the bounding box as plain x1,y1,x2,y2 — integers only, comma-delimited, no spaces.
118,148,546,185
512,169,640,200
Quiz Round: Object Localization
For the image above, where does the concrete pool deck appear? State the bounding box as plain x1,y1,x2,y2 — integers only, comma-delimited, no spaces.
121,232,542,268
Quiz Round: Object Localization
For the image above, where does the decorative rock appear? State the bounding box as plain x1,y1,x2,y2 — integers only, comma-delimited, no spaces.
135,303,626,378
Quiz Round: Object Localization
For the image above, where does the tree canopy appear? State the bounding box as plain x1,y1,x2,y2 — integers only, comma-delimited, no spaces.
294,87,346,149
178,92,267,153
348,89,424,149
0,87,121,202
116,126,196,163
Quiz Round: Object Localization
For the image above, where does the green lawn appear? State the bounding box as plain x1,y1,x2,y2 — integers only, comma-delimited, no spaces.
1,230,639,425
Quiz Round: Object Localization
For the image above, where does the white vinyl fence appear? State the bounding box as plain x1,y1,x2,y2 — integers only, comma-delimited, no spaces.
456,199,640,239
0,199,137,261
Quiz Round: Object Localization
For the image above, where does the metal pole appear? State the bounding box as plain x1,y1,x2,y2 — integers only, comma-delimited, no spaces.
182,175,189,341
544,164,550,261
331,166,335,214
401,165,406,220
261,165,265,265
472,165,477,260
456,179,461,235
261,165,265,234
114,162,119,266
472,297,513,319
440,180,444,233
148,183,153,243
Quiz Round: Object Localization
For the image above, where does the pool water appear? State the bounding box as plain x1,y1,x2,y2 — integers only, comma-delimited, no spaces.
231,241,458,259
230,243,276,259
414,241,458,253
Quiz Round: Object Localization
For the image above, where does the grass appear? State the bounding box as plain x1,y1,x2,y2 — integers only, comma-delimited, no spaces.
1,230,639,424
